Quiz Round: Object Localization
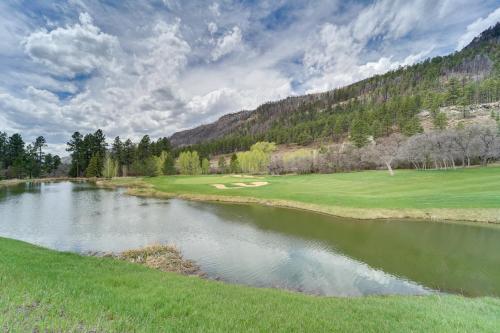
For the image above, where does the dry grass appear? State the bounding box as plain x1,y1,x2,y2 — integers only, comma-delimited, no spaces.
95,178,154,189
119,244,201,275
0,177,85,187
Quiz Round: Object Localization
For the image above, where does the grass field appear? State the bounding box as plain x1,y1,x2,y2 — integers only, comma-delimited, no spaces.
128,167,500,223
1,237,499,332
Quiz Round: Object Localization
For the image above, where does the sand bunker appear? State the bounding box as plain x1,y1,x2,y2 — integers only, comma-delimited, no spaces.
211,181,269,190
233,182,268,187
224,174,264,179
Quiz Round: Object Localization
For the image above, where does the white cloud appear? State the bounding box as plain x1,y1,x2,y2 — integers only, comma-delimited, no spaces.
207,22,218,34
457,7,500,50
209,3,220,17
0,0,497,154
303,0,435,93
211,26,242,61
22,13,120,78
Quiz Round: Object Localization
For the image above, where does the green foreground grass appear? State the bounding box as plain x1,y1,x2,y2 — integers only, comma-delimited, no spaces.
127,167,500,223
1,238,499,332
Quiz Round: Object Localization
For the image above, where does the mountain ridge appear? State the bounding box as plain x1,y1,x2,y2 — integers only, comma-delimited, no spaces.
170,23,500,149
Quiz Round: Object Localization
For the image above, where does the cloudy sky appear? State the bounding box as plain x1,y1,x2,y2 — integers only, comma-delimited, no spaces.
1,0,499,154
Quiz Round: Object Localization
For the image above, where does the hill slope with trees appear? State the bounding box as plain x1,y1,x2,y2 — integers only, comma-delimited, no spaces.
170,23,500,156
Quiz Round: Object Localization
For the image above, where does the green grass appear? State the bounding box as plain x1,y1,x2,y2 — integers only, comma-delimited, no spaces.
146,167,500,209
137,167,500,222
1,237,499,332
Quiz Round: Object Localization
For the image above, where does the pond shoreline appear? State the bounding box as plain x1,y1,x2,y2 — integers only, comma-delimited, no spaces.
4,176,498,224
2,236,498,331
96,178,500,225
0,177,88,187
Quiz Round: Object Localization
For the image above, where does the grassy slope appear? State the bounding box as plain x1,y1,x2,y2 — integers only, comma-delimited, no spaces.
1,238,499,332
140,167,500,222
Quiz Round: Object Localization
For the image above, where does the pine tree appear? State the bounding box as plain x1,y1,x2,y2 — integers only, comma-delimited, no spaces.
433,112,448,130
163,153,176,175
85,154,100,177
350,117,369,148
446,78,461,105
402,116,423,136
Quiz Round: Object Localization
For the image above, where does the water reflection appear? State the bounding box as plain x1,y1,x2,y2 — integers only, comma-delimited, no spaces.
1,181,499,297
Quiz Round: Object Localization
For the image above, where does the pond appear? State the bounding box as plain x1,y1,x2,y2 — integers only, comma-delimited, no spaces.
1,181,499,297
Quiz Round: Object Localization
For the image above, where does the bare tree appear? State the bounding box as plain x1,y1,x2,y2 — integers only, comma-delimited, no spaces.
364,134,406,175
452,125,478,167
475,125,498,166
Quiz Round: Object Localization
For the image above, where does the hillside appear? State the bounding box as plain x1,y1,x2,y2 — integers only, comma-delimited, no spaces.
170,23,500,155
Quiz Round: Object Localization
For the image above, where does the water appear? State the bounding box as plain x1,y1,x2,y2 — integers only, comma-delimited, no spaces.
1,181,499,297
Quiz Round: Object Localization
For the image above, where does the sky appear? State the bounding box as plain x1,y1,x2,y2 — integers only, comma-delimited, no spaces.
0,0,499,155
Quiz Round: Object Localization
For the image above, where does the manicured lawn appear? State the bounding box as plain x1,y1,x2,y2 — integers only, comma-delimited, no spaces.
132,167,500,222
1,237,499,332
146,167,500,209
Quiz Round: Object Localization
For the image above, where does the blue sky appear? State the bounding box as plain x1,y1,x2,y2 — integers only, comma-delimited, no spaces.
0,0,499,154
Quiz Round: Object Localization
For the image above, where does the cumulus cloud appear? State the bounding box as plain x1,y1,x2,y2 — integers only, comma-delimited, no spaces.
22,13,120,78
456,7,500,50
302,0,436,92
209,3,220,17
211,26,243,61
0,0,497,154
207,22,218,34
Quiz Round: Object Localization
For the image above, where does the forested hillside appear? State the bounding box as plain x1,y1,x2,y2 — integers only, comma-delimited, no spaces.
171,23,500,156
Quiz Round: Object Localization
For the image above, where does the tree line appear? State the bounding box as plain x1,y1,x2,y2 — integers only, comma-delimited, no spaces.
3,121,499,181
0,132,61,179
66,130,175,178
267,123,500,176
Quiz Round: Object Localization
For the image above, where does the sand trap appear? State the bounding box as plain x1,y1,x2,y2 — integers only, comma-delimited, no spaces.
233,182,269,187
212,184,235,189
224,174,264,179
211,181,269,190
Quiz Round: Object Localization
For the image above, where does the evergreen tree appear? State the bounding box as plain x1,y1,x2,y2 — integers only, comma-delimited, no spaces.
111,136,124,174
163,153,176,175
91,129,107,172
7,133,26,177
0,132,7,172
122,139,135,176
402,116,423,136
85,154,100,177
137,135,151,161
24,144,39,178
433,112,448,130
66,132,84,177
350,117,369,148
33,136,46,170
446,78,461,105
